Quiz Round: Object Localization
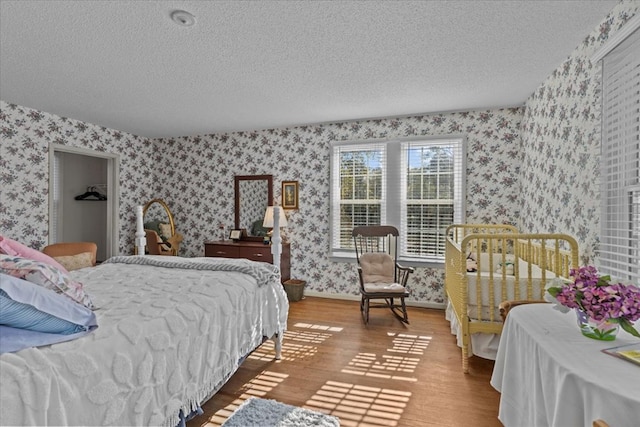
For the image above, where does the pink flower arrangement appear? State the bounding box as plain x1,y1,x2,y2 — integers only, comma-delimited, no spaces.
546,265,640,338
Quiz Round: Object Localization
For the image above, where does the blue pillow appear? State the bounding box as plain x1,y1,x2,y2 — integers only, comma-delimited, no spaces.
0,289,85,335
0,273,97,353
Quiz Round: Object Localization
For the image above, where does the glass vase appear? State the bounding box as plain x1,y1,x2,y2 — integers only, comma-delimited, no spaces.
575,309,619,341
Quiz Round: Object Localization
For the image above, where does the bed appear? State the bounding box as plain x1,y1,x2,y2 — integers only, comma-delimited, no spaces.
0,255,289,426
444,224,579,373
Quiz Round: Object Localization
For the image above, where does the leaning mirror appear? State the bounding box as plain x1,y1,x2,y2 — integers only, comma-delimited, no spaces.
235,175,273,241
142,198,182,255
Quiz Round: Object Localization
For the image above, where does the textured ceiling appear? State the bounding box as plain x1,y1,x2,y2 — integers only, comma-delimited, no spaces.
0,0,619,138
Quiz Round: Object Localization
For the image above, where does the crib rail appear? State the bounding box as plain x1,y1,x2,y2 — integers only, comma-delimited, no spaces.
446,223,518,245
516,237,575,278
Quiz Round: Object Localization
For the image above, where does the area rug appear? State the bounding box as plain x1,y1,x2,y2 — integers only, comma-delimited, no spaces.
222,396,340,427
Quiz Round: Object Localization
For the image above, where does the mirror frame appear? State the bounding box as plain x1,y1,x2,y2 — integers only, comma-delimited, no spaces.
142,199,176,236
234,175,273,241
142,198,176,239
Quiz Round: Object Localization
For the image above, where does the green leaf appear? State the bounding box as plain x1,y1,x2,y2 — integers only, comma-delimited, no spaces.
619,318,640,338
547,287,560,297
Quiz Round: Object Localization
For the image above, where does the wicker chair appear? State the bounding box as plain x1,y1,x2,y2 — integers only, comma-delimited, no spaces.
352,226,414,324
144,229,182,256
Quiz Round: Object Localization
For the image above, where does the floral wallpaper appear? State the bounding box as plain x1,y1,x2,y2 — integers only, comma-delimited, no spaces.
1,0,635,305
2,100,525,305
155,108,524,305
518,0,638,264
0,101,156,254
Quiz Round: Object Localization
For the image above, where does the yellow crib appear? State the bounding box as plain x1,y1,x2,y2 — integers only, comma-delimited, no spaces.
445,224,579,373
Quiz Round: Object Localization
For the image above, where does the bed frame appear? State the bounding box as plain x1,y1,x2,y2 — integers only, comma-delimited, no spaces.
445,224,579,373
0,256,288,426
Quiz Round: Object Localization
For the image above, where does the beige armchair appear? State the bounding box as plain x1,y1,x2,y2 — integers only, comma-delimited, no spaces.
43,242,98,267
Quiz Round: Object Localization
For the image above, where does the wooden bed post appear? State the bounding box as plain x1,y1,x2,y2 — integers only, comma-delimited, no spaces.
272,334,283,360
271,206,282,270
135,205,147,256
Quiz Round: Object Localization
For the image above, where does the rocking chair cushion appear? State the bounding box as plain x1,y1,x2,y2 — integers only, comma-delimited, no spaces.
360,252,395,284
363,282,406,293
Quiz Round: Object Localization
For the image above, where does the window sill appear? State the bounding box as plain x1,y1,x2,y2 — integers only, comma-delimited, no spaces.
399,257,444,269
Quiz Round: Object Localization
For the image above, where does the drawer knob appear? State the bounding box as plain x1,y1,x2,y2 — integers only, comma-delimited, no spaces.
254,253,263,257
216,251,226,255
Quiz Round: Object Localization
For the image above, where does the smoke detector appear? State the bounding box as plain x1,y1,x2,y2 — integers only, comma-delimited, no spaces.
170,10,196,27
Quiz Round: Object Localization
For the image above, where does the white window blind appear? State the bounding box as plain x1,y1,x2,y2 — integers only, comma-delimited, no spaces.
331,143,386,251
599,27,640,282
401,140,464,258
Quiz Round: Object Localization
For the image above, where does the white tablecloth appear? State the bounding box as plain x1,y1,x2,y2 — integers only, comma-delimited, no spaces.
490,304,640,427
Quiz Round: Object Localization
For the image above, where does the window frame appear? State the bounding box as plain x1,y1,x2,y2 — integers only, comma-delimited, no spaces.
595,22,640,282
330,141,387,258
399,139,466,262
330,136,466,266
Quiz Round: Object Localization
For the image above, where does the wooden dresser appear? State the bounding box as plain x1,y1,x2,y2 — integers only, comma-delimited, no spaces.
204,240,290,283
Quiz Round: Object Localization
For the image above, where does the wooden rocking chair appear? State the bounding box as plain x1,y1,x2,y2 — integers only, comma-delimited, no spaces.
352,226,414,324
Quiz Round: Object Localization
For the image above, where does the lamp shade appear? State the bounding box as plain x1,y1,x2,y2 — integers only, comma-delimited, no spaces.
263,206,288,228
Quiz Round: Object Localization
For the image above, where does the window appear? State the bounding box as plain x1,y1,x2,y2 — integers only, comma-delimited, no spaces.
598,26,640,282
331,143,386,251
331,138,465,262
402,141,465,258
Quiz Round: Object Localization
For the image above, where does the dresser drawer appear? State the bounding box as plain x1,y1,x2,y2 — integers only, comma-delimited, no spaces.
205,244,240,258
204,241,289,283
239,246,273,263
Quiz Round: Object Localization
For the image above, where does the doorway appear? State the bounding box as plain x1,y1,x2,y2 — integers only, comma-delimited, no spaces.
49,144,119,261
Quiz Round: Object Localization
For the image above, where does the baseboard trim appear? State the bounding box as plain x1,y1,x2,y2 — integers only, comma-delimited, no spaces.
302,290,446,310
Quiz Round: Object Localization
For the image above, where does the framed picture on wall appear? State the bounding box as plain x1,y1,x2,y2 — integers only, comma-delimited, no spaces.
282,181,299,210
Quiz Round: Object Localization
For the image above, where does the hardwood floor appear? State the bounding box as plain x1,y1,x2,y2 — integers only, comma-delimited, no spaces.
188,297,502,427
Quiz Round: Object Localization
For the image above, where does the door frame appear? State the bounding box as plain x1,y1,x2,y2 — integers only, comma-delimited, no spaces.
49,144,120,258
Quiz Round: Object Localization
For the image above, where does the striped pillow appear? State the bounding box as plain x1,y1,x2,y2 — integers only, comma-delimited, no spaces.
0,289,85,335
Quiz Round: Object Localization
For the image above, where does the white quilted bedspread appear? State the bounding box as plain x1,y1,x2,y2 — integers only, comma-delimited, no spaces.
0,256,289,426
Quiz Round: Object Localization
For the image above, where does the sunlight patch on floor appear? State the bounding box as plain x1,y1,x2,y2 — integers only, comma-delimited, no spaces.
249,327,340,362
203,370,288,426
285,328,335,344
250,322,343,361
386,332,432,355
247,339,278,361
249,338,319,362
339,332,430,381
293,322,344,333
304,380,411,427
341,353,418,382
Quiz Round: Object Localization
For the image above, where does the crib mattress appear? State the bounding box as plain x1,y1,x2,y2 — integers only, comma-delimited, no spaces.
466,258,556,320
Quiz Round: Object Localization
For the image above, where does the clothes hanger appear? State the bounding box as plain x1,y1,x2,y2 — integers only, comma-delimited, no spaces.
75,186,107,201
